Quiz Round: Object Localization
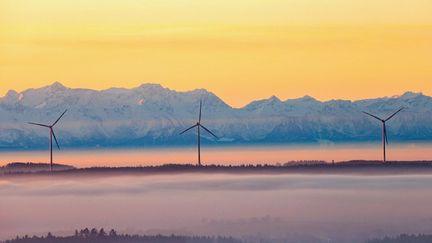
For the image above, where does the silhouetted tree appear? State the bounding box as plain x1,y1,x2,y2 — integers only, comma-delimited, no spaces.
109,229,117,238
90,228,98,238
81,228,89,238
98,228,107,238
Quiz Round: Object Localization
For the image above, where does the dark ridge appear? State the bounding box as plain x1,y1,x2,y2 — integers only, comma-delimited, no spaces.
2,161,432,177
2,228,242,243
1,162,75,173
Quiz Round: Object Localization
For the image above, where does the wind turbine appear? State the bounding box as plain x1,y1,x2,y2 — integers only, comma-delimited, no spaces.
362,107,404,163
28,110,67,172
180,100,218,166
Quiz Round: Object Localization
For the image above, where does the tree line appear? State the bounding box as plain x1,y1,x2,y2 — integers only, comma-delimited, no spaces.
367,234,432,243
4,228,242,243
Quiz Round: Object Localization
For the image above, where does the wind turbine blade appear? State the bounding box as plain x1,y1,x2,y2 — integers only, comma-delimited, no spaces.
199,124,218,139
51,129,60,150
362,111,383,121
52,109,68,126
28,122,50,128
385,107,404,121
199,100,202,122
179,124,198,135
384,124,389,144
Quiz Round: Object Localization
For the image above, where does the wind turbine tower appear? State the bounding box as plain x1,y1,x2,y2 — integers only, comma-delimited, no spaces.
28,110,67,171
180,101,218,166
363,107,404,163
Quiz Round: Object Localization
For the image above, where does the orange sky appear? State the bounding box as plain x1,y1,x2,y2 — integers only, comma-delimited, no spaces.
2,144,432,167
1,0,431,107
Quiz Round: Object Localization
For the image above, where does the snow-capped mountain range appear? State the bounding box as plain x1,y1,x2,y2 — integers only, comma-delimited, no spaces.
0,82,431,149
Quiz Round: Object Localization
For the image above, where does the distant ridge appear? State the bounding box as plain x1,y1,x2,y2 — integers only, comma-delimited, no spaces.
3,161,432,176
0,82,431,149
1,162,75,174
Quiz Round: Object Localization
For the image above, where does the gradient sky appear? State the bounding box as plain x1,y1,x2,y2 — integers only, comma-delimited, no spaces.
1,0,431,107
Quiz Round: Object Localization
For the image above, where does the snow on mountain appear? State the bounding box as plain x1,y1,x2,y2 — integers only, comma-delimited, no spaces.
0,82,431,149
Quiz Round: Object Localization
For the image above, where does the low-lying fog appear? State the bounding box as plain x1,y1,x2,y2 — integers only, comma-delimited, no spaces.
1,173,432,243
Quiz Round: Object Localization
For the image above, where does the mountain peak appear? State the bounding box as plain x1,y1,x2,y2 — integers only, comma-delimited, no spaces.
2,89,21,102
268,95,281,102
189,88,211,94
135,83,169,93
51,81,66,88
243,95,283,111
5,89,18,98
287,95,317,103
399,91,424,99
300,95,316,101
137,83,163,89
255,95,282,104
44,81,68,92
